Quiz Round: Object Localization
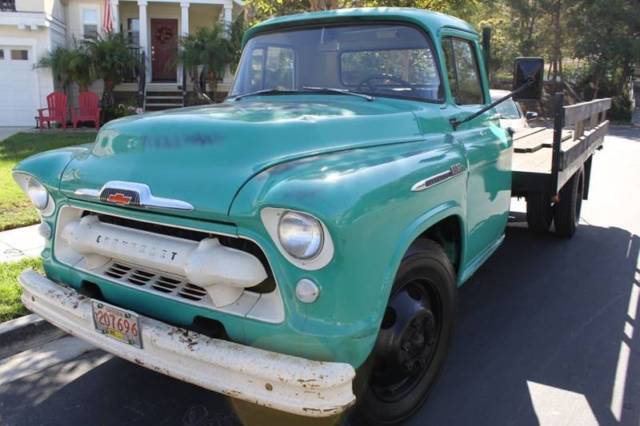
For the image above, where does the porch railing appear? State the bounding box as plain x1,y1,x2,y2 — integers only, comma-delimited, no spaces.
0,0,16,11
119,46,145,109
122,46,142,83
181,64,187,106
137,51,146,109
182,65,225,105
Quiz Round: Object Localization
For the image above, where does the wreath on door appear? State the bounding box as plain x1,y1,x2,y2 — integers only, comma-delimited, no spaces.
154,26,174,44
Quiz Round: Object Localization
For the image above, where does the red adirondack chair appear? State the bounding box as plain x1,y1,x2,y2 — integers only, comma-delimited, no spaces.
73,91,101,130
38,92,68,131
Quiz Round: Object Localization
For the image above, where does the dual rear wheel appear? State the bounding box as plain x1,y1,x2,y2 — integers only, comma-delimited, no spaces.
526,167,585,238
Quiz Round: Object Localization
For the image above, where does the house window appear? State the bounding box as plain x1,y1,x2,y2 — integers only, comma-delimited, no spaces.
128,18,140,46
83,9,99,39
10,49,28,60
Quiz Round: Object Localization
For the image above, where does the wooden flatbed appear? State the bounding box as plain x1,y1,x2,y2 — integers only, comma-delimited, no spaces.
511,96,611,198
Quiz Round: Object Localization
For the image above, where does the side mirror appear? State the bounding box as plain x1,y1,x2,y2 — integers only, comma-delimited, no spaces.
513,57,544,101
525,111,538,120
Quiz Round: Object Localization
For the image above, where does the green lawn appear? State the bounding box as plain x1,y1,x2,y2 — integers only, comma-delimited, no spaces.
0,258,42,322
0,132,96,231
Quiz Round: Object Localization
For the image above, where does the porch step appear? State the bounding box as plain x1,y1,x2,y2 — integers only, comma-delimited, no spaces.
146,90,182,97
146,95,182,100
146,83,181,92
144,86,184,111
145,103,184,111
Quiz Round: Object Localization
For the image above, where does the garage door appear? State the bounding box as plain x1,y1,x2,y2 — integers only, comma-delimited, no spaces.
0,46,38,126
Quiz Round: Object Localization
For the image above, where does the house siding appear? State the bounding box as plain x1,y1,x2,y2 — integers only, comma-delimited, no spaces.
0,27,55,109
188,3,220,33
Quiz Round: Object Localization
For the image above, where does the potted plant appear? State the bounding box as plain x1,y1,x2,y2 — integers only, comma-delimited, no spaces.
178,24,233,102
84,32,136,109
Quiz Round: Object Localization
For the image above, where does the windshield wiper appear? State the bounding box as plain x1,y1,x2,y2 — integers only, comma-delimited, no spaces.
302,86,375,101
231,88,302,101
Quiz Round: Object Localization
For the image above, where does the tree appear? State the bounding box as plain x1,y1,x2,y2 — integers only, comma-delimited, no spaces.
229,13,247,70
178,24,234,101
67,41,95,91
84,32,136,107
36,41,95,93
36,47,74,93
349,0,480,21
245,0,314,23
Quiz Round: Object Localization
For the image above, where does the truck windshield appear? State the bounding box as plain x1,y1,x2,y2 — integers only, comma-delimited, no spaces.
230,24,443,102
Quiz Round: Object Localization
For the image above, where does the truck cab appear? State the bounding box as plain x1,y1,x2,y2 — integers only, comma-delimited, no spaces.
13,8,608,426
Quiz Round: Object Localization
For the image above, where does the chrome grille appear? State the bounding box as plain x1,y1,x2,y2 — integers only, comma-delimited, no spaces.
102,262,209,303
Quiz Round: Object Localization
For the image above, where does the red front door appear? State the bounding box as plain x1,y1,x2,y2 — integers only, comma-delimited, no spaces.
150,19,178,82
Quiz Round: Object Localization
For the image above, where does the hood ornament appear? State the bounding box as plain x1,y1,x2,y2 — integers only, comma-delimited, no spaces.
74,181,193,210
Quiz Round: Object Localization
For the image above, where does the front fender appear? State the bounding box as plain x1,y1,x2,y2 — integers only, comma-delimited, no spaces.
386,201,466,290
230,136,466,367
13,145,92,191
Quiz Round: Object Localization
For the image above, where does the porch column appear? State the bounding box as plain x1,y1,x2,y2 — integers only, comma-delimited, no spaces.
111,0,120,33
179,1,189,89
180,1,189,36
138,0,150,82
222,2,233,85
223,3,232,35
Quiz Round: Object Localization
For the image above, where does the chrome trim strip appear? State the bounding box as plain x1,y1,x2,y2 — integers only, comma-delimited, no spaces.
65,201,237,238
74,181,193,210
74,188,100,197
411,163,465,192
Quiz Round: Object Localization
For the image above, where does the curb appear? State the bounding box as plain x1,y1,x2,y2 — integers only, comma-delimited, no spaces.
0,314,67,360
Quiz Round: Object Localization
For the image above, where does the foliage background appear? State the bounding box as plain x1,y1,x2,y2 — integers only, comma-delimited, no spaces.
242,0,639,119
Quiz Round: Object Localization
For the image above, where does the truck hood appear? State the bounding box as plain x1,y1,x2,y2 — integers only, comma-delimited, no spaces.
61,97,423,221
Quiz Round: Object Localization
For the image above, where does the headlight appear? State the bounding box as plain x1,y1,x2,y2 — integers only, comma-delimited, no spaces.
277,211,324,260
27,178,49,210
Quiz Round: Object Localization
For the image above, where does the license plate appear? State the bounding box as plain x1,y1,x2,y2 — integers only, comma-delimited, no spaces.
92,301,143,349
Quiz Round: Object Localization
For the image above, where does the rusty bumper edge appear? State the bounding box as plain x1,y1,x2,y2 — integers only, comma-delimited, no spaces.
18,269,356,417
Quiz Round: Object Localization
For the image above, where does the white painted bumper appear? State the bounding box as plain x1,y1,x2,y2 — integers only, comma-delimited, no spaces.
19,269,356,417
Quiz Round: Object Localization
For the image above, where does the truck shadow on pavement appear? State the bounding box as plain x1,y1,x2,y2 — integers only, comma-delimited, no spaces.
410,223,640,426
1,223,638,426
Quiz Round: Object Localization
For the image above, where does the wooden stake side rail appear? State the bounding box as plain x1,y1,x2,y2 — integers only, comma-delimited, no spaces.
511,96,611,197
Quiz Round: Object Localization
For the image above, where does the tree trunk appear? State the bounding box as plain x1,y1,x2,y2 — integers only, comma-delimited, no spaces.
552,1,562,94
208,70,217,102
102,79,115,108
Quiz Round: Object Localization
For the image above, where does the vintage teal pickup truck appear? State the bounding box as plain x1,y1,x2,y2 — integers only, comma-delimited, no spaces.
14,7,610,425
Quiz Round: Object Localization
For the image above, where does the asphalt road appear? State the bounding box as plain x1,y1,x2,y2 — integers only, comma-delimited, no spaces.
1,126,639,426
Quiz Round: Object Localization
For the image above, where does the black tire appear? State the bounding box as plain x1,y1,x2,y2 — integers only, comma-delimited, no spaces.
553,167,585,238
350,239,457,426
526,192,553,233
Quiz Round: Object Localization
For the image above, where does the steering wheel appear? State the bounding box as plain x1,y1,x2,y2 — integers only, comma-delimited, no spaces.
356,74,412,92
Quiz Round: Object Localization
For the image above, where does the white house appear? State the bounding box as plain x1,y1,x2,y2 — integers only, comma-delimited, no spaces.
0,0,242,126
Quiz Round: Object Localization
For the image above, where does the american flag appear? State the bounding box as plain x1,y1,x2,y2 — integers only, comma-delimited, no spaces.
103,0,113,32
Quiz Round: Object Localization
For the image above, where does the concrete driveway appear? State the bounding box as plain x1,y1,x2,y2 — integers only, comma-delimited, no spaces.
0,127,638,426
0,127,29,142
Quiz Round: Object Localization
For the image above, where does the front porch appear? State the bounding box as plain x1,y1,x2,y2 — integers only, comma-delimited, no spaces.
111,0,238,109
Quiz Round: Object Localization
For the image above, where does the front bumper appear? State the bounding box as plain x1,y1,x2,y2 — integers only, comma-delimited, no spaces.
19,269,356,417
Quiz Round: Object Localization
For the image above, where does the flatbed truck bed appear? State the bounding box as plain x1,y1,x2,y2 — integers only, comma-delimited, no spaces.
511,95,611,198
508,94,611,236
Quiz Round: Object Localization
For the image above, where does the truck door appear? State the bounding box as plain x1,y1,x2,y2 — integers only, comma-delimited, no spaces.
441,35,512,264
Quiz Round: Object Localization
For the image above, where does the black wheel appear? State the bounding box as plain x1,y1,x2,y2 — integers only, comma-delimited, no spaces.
554,167,584,238
526,193,553,233
351,239,457,425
